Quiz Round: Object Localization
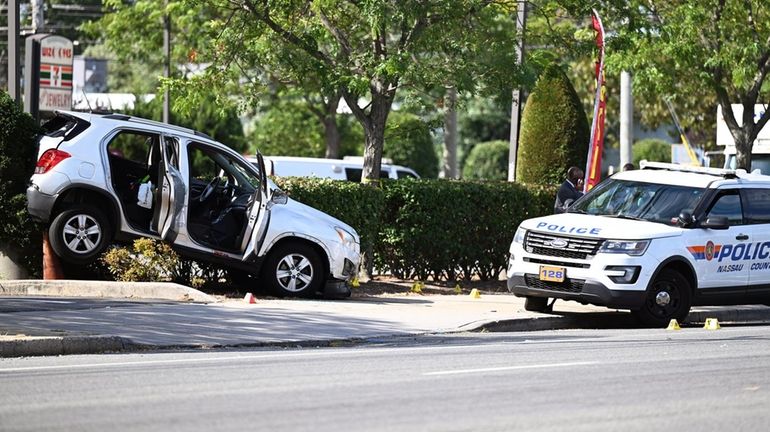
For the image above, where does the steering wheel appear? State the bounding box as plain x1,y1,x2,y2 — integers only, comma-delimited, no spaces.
199,177,222,203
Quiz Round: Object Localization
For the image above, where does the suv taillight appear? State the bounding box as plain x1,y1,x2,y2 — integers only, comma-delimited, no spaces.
34,149,71,174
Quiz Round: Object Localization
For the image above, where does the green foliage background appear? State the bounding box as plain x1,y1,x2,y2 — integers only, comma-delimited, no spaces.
516,64,589,185
384,112,438,178
633,139,672,166
462,140,509,180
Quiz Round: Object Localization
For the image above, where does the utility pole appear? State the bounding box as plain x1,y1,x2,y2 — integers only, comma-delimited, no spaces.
508,1,527,182
619,71,633,169
8,0,21,103
162,2,171,123
31,0,45,33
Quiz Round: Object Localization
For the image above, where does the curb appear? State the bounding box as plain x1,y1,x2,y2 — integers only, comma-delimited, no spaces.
0,336,137,357
477,307,770,333
0,280,217,303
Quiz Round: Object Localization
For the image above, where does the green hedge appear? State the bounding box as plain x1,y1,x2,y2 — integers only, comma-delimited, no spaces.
0,92,43,276
274,177,555,281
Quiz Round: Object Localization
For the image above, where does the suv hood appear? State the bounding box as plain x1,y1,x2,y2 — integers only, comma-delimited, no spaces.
276,197,360,241
520,213,682,240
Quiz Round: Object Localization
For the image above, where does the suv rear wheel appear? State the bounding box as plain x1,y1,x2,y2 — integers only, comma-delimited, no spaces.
49,205,113,266
633,268,692,327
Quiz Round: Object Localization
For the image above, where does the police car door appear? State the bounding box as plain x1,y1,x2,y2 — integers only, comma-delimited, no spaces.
740,187,770,300
239,153,270,261
156,135,186,243
689,188,748,297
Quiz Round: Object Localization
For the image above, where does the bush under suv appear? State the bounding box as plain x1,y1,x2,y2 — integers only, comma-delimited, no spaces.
507,161,770,326
27,111,360,298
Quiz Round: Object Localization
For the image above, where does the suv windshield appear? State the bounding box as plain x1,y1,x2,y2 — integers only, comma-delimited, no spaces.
568,178,705,225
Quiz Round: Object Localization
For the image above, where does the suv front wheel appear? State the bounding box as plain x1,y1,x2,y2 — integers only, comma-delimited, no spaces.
49,205,113,266
633,268,692,327
262,242,324,298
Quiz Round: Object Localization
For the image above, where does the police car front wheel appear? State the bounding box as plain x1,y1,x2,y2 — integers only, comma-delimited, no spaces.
633,268,692,327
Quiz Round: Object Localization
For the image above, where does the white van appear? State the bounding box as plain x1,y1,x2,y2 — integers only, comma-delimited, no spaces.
717,104,770,173
256,156,420,181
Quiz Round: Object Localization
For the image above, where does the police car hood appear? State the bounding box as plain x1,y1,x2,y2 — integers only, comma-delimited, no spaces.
521,213,682,240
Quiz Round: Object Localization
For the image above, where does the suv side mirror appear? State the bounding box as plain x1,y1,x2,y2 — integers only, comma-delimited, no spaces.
267,189,288,209
677,211,694,227
700,216,729,230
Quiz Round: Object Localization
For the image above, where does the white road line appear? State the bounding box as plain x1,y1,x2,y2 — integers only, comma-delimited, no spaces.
424,361,598,376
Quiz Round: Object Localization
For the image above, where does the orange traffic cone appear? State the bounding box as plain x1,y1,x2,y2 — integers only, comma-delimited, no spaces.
42,232,64,280
243,292,257,304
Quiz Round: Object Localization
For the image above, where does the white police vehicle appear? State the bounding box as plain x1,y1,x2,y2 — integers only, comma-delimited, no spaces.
507,161,770,326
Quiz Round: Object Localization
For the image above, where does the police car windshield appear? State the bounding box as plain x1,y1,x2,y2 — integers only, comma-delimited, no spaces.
568,178,704,225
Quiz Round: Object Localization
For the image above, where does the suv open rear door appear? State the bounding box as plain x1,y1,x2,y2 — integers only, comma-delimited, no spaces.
157,135,186,243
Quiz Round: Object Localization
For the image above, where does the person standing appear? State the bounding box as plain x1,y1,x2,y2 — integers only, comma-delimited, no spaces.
554,166,584,214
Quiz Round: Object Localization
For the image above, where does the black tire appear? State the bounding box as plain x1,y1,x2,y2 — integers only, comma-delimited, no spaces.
261,242,324,298
524,296,550,313
49,205,113,266
633,268,692,327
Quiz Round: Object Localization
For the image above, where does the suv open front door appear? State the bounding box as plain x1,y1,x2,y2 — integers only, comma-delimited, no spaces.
157,135,186,243
239,153,270,261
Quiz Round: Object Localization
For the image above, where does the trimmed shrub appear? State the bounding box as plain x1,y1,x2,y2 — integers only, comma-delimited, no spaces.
0,92,43,276
384,112,439,178
516,64,589,185
462,140,509,180
376,180,555,281
633,138,671,166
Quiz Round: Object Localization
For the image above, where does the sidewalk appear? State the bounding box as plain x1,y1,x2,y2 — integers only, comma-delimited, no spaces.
1,280,769,357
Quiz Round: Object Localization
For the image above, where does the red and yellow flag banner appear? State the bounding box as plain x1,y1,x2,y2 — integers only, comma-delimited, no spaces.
584,9,606,192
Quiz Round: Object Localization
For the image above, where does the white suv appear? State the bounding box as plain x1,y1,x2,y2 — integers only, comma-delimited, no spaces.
507,161,770,326
27,111,360,298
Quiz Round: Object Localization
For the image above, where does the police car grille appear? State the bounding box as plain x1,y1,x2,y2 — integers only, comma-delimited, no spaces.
524,232,604,260
524,274,585,293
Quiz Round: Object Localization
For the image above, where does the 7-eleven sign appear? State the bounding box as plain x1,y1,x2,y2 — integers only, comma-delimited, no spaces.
37,35,74,112
40,64,73,88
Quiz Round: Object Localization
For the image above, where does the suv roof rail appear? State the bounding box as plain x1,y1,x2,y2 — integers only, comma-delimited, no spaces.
99,113,213,139
640,160,739,178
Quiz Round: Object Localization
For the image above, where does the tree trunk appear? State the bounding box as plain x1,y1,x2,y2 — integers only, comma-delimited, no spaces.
361,97,391,183
441,87,458,179
322,93,342,159
323,116,341,159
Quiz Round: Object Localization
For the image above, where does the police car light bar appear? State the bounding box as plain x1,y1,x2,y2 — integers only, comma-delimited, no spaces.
639,160,739,178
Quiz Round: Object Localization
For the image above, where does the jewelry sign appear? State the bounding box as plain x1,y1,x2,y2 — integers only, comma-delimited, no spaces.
24,34,74,119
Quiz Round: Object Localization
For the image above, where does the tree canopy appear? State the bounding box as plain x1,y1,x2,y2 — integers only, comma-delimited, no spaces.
106,0,523,182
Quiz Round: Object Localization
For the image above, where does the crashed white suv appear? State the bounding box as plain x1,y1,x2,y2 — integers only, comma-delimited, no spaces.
27,111,360,298
507,161,770,326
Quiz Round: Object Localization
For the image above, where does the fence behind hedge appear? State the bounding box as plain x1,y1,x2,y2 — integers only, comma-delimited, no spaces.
275,178,556,281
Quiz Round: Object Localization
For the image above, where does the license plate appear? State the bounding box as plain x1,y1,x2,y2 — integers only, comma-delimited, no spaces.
539,265,565,282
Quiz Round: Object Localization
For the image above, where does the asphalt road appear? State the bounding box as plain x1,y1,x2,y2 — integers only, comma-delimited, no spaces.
2,326,770,431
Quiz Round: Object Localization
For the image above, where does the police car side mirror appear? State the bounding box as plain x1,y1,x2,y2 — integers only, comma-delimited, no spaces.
677,211,694,227
564,199,575,208
700,216,729,230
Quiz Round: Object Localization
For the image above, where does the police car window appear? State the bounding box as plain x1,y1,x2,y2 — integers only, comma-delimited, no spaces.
741,189,770,224
569,179,703,225
705,192,743,225
397,170,417,179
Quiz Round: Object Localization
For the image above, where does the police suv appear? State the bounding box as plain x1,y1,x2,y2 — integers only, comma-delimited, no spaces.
507,161,770,326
